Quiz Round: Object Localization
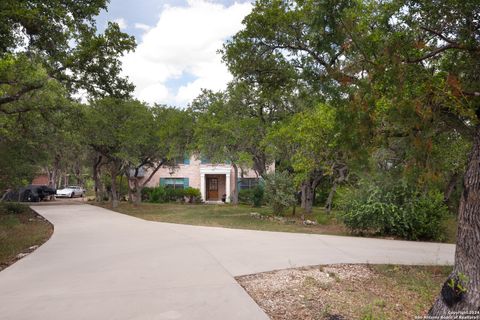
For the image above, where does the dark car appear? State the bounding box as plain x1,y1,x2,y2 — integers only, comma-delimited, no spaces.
19,185,56,202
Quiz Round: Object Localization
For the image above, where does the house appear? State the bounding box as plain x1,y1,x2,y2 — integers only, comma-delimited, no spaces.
141,155,273,203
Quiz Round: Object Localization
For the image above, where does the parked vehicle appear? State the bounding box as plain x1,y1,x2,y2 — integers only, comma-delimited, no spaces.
56,186,85,198
2,185,57,202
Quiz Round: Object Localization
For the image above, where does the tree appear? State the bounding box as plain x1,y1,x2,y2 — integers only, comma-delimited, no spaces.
0,59,79,191
84,98,150,207
0,0,136,192
126,105,193,204
192,88,257,204
267,103,350,215
226,0,480,311
0,0,136,109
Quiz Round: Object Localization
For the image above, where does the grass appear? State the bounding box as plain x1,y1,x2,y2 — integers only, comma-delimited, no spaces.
0,203,53,270
237,264,452,320
97,202,457,242
96,202,348,236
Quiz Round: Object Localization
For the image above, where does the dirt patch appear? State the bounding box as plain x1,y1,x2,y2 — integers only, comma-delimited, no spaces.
236,264,451,320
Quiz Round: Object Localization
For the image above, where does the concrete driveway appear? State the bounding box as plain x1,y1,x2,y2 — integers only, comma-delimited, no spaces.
0,204,455,320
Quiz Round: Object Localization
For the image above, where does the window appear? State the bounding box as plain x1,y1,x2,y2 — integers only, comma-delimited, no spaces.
239,178,259,190
160,178,189,189
171,155,190,165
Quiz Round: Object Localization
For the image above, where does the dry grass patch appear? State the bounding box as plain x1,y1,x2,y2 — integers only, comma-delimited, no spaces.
0,203,53,271
236,264,451,320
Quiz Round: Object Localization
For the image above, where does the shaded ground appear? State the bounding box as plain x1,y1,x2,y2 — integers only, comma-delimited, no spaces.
237,264,452,320
0,203,53,271
98,202,457,243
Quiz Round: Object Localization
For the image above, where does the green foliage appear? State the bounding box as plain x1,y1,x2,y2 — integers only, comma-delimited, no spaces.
0,202,28,215
338,181,449,241
184,187,202,203
252,185,265,207
264,171,296,215
0,1,136,100
142,187,201,204
238,185,265,207
238,189,254,204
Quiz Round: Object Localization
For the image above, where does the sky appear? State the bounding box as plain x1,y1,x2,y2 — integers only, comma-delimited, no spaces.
96,0,252,107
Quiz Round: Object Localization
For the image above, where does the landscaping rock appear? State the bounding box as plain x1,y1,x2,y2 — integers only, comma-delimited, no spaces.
28,245,39,250
303,219,318,226
250,212,262,219
16,253,29,259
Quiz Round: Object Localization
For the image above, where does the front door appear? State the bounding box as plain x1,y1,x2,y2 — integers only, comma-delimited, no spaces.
207,177,218,200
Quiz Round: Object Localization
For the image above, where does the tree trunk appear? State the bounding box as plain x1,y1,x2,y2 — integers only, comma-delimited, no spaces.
325,183,337,213
429,125,480,314
135,184,142,205
111,171,118,208
231,163,239,205
444,172,459,205
301,183,306,209
253,154,267,177
93,155,102,202
48,154,61,189
325,165,348,213
303,183,314,214
301,171,323,215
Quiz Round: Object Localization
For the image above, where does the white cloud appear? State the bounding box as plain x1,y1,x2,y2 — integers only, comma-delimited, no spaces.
113,18,128,29
121,0,252,107
134,23,151,31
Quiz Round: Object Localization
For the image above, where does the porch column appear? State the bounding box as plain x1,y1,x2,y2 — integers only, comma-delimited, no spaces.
200,173,206,202
225,172,231,203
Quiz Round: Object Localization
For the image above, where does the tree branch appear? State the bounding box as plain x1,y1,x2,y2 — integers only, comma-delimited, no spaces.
0,83,45,107
420,26,457,45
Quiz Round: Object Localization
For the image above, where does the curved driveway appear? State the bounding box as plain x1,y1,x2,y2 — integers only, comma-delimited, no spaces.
0,204,455,320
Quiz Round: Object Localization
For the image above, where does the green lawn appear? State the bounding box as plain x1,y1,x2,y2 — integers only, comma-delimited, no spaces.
0,203,53,270
97,202,458,243
97,202,349,236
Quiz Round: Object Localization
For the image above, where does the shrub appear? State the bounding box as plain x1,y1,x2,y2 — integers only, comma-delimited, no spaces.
338,182,449,241
0,202,28,214
238,186,264,207
252,185,265,207
264,171,296,215
238,189,254,204
142,187,201,203
184,187,202,203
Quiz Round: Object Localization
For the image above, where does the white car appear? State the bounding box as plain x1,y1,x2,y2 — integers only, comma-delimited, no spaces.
56,186,85,198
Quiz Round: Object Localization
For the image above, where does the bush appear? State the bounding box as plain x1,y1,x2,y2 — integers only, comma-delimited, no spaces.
238,186,264,207
184,187,202,203
0,202,28,214
238,189,254,204
264,171,296,215
338,182,449,241
142,186,201,203
252,185,265,207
